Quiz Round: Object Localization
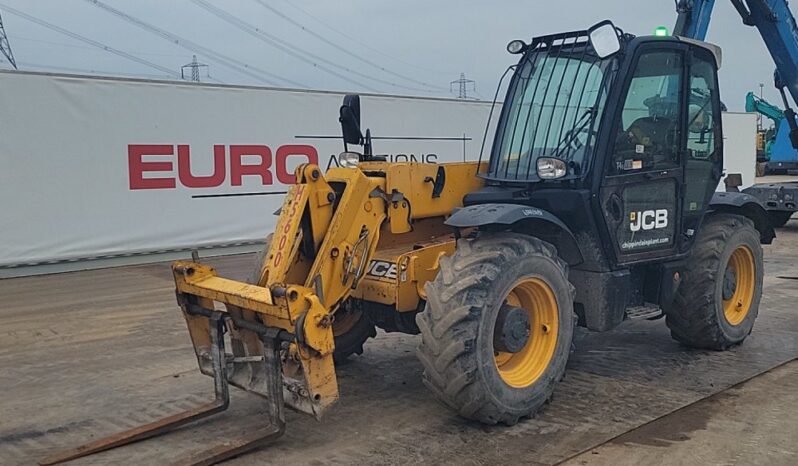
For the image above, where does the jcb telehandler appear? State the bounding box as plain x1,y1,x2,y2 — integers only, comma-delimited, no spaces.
44,20,774,466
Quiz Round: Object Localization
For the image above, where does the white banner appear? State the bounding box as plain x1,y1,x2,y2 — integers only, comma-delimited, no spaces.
0,71,756,270
0,71,497,268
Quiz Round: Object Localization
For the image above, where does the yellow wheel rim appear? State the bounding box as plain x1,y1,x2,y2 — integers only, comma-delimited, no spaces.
494,278,559,388
333,310,361,337
722,246,756,326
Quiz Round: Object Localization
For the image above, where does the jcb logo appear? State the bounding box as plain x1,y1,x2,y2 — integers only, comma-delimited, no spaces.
630,209,668,232
366,260,397,280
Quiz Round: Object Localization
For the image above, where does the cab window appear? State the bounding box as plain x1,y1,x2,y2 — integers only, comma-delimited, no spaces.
686,59,719,161
610,51,683,175
683,53,722,217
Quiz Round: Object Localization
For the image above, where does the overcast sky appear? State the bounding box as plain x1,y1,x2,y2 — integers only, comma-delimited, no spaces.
0,0,787,111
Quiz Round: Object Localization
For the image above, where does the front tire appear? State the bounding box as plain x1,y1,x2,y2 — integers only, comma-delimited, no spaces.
664,214,763,349
417,233,574,425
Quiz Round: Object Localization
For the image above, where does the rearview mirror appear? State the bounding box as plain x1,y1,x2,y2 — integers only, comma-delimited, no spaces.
589,20,621,59
339,94,363,146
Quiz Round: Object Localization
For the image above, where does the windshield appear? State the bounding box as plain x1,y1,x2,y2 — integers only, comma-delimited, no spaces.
487,38,614,181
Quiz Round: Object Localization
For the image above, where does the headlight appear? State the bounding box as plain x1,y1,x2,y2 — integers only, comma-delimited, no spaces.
506,40,526,54
338,151,361,168
537,157,567,179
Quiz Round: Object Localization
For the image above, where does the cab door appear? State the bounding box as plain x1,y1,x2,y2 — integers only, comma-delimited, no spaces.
680,48,723,252
599,46,687,264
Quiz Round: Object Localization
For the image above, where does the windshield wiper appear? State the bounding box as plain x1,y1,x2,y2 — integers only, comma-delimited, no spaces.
552,106,597,160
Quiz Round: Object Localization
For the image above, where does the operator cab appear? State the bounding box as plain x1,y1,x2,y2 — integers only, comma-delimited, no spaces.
445,21,750,332
468,21,725,268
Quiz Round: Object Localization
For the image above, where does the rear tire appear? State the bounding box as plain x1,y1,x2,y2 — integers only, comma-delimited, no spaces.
417,233,574,425
249,235,376,362
329,300,377,364
664,214,763,350
768,211,793,228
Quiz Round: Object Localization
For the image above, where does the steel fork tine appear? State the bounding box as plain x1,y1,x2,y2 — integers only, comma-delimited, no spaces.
171,330,286,466
40,314,231,466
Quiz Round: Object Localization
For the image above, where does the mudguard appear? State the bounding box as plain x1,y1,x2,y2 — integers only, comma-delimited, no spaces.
709,191,775,244
445,203,583,264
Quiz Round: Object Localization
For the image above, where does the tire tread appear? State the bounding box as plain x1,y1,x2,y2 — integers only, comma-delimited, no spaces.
665,214,761,350
417,232,573,425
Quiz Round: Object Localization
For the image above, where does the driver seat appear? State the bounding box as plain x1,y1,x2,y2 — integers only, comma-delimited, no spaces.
623,116,676,167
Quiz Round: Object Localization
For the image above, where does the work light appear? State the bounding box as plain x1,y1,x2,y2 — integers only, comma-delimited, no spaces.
339,151,360,168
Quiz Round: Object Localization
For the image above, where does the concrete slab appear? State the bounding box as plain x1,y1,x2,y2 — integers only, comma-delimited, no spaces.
563,360,798,466
1,222,797,465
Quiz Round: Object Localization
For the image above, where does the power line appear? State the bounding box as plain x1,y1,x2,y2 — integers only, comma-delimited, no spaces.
82,0,305,88
19,60,225,84
0,8,16,69
18,61,174,79
192,0,444,94
190,0,380,92
10,34,189,58
279,0,456,76
0,3,180,78
252,0,448,91
83,0,298,87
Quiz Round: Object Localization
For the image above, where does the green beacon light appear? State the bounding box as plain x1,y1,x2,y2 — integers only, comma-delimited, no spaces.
655,26,669,37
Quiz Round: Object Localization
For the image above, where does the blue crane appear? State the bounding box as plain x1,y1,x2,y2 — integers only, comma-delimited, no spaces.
675,0,798,151
744,91,798,172
746,91,782,164
746,91,785,124
675,1,798,222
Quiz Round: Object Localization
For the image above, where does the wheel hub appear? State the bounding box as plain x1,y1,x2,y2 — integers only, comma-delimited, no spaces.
494,278,559,388
493,304,530,353
722,245,756,326
722,265,737,301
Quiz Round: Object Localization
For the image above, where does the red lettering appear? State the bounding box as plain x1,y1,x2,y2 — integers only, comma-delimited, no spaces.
128,145,175,190
229,145,272,186
177,145,226,188
273,186,306,267
276,145,319,184
128,144,322,190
